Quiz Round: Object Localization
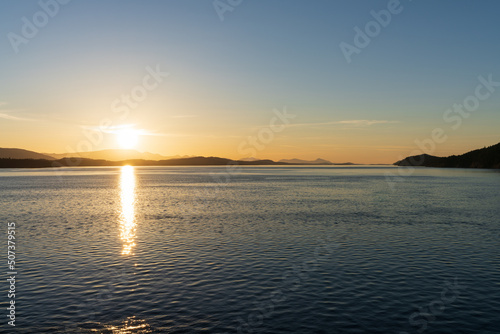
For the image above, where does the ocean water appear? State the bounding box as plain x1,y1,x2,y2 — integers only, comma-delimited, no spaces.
0,166,499,333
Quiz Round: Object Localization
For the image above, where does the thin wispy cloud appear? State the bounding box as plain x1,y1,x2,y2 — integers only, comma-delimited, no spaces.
0,102,36,121
281,119,400,129
337,120,400,126
0,112,36,122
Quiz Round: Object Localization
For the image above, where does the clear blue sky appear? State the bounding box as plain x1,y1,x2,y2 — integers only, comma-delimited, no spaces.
1,0,499,163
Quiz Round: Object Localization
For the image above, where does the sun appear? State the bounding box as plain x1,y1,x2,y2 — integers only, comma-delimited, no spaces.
116,128,139,149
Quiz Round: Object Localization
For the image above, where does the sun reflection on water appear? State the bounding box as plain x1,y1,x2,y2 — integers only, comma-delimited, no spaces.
119,165,136,255
99,317,152,333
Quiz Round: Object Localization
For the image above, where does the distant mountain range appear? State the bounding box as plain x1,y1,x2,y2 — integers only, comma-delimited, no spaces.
278,158,355,165
2,144,498,169
241,157,355,165
279,158,332,165
394,142,500,169
0,156,286,168
0,147,357,168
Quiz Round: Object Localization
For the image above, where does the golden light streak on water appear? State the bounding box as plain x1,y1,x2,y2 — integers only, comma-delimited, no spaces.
119,165,136,255
97,317,152,333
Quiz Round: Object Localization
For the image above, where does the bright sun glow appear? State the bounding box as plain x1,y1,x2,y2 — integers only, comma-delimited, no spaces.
116,128,139,149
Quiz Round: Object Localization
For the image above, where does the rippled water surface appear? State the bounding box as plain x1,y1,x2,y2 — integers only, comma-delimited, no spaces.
0,166,499,333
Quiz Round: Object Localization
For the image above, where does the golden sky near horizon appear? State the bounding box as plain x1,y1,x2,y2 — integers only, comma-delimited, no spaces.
1,1,500,164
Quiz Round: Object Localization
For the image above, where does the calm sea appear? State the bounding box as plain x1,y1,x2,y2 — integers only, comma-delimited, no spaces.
0,166,499,333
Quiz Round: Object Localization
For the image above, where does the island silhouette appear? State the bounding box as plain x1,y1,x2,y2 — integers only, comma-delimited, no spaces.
394,142,500,169
1,143,499,169
0,148,354,168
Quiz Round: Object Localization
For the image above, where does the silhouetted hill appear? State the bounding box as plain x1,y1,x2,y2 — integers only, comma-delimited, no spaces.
278,158,356,165
0,159,55,168
160,156,233,165
0,148,56,160
394,154,444,167
0,156,287,168
150,157,284,166
279,158,333,165
394,142,500,169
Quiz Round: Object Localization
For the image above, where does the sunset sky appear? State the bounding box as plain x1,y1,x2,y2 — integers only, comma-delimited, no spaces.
1,0,499,163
